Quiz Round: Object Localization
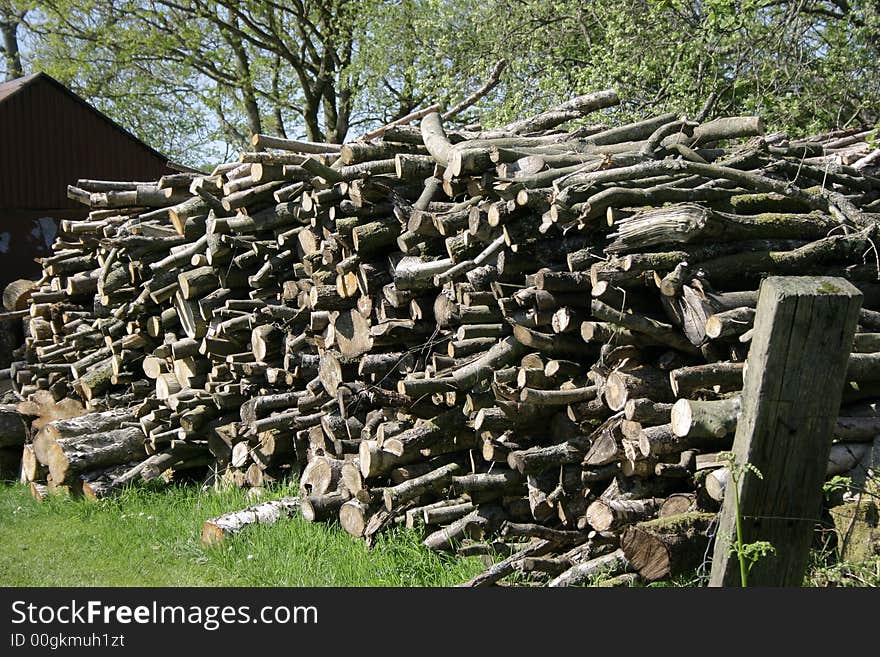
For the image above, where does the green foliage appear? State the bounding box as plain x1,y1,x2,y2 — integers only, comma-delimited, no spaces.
0,483,482,586
824,475,853,502
3,1,877,166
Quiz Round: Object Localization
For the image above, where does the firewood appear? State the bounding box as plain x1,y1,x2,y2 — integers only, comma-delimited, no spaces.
620,511,715,581
423,504,506,551
668,362,744,396
339,499,377,537
299,455,345,496
10,90,880,587
46,426,146,485
422,501,476,525
383,462,463,510
624,398,674,425
459,539,554,587
547,548,630,587
604,366,675,411
301,490,351,522
671,396,742,439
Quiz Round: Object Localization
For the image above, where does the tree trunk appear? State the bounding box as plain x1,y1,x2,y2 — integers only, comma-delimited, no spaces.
1,14,24,81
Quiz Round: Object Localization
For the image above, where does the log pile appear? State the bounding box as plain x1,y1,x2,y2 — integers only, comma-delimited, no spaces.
5,90,880,585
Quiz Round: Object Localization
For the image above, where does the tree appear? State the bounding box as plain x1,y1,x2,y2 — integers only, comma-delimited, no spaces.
469,0,880,134
28,1,358,141
7,1,878,166
0,1,25,80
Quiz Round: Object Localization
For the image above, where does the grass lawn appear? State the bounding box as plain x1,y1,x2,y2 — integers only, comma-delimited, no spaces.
0,482,483,587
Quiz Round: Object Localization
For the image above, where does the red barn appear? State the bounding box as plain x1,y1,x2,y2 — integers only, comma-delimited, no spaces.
0,72,175,290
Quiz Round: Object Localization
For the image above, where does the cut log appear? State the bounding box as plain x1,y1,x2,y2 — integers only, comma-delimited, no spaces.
624,399,674,425
383,462,463,510
620,511,716,581
604,366,674,411
547,549,630,587
3,279,37,311
669,362,744,397
671,397,742,439
585,497,660,532
339,499,375,537
423,505,506,551
46,426,146,484
301,490,351,522
299,455,345,496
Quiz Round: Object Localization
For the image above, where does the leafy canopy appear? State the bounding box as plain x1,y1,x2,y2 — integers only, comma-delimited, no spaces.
1,0,875,166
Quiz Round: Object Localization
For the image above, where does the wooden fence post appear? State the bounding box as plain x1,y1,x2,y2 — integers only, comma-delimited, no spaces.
708,276,862,586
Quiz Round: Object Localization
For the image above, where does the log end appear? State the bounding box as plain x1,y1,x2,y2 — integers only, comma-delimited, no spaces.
45,441,70,487
339,500,369,537
201,521,229,548
670,398,694,438
704,315,723,339
603,371,628,412
300,498,318,522
29,481,49,503
585,500,614,532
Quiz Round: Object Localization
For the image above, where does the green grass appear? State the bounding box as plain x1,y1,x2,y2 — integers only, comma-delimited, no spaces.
0,482,483,587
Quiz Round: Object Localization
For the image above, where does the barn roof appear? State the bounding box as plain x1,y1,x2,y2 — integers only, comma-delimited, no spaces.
0,72,175,211
0,72,170,164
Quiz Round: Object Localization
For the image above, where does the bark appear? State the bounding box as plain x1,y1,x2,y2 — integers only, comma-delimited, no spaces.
585,497,660,532
201,496,301,545
624,399,674,425
620,511,716,581
423,504,506,551
705,307,756,340
459,539,553,587
35,408,132,465
301,490,351,522
500,91,619,134
604,366,675,412
591,300,701,355
671,397,742,439
382,462,463,510
1,14,24,80
299,455,344,496
47,427,146,484
547,549,630,587
669,362,744,397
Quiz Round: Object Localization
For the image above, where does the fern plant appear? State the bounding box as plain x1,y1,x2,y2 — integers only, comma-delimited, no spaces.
719,451,776,587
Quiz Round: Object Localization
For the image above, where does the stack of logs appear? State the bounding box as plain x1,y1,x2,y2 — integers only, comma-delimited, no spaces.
4,89,880,586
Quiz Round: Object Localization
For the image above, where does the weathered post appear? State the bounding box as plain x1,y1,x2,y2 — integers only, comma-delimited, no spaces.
709,276,862,586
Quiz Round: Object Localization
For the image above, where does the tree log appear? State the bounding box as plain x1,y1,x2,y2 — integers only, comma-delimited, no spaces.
547,548,630,587
620,511,716,581
47,426,146,484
